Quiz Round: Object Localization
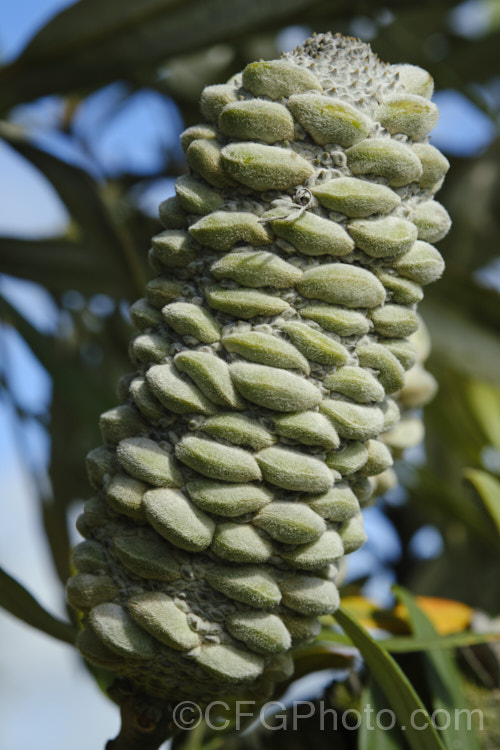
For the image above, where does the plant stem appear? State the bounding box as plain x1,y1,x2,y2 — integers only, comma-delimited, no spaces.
106,680,178,750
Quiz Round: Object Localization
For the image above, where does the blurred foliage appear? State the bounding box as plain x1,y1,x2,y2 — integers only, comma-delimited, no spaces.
1,0,500,748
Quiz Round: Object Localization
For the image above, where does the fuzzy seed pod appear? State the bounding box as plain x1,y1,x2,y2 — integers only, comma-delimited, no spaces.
68,32,449,706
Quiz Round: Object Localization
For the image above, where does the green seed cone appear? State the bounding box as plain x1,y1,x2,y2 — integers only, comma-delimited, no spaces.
68,32,449,704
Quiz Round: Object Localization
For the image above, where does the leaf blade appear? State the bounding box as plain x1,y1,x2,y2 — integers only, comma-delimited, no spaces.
382,631,500,653
0,125,145,297
463,469,500,537
0,566,76,645
393,587,482,750
0,0,319,108
0,236,124,297
334,606,446,750
359,678,406,750
318,628,500,653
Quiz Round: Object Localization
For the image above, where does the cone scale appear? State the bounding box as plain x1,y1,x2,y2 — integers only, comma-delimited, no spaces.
68,32,450,704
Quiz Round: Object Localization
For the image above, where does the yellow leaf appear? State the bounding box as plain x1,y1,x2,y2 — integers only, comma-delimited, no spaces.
340,595,409,634
340,595,473,636
395,596,473,635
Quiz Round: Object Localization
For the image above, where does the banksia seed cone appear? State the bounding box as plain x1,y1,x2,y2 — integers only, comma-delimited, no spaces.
68,32,450,704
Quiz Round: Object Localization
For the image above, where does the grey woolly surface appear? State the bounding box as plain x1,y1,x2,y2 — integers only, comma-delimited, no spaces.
68,31,449,703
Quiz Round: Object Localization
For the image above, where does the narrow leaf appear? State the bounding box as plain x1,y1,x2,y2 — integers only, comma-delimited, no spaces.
334,606,446,750
0,236,125,297
423,301,500,386
409,469,498,548
14,0,185,62
337,594,472,636
374,8,500,90
318,628,500,653
393,587,482,750
0,125,145,297
339,594,409,634
292,642,356,678
359,678,405,750
466,380,500,451
0,0,319,109
0,566,76,645
382,631,500,653
41,499,72,586
395,596,473,636
463,469,500,536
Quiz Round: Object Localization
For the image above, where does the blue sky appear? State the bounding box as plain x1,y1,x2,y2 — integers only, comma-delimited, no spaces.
0,2,497,747
0,0,76,62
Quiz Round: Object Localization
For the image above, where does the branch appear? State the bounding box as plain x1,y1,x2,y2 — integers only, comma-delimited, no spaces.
106,680,179,750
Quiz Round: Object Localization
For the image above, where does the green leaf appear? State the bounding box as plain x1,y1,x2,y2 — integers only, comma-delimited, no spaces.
12,0,186,62
0,125,145,298
435,269,500,335
463,469,500,537
359,678,405,750
423,300,500,386
0,236,126,297
408,469,498,549
0,566,76,645
292,641,356,679
382,631,500,653
393,587,482,750
0,0,319,109
41,498,72,586
466,380,500,452
0,291,125,587
318,627,500,653
334,606,446,750
316,628,353,646
374,7,500,91
0,292,62,376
